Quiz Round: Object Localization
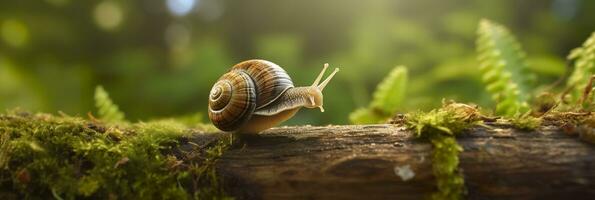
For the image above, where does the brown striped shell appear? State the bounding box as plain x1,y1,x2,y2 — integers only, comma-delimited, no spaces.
208,59,294,131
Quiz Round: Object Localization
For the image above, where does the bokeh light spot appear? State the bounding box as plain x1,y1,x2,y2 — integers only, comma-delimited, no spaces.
166,0,197,16
1,19,29,48
94,1,124,31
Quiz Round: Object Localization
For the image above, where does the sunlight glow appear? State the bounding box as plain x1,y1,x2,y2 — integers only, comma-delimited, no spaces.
167,0,197,16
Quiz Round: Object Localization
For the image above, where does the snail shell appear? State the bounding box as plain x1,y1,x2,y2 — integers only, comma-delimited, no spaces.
208,59,294,131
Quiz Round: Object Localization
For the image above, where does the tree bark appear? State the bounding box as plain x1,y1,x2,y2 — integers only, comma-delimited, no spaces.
201,123,595,200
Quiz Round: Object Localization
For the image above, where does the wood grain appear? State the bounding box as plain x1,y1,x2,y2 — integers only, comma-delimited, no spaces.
204,124,595,200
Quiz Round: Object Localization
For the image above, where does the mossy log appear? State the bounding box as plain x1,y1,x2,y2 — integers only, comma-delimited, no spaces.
188,124,595,200
3,113,594,199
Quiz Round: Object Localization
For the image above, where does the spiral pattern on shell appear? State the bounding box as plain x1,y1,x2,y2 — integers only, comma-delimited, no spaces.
208,71,256,131
232,60,294,109
208,59,295,132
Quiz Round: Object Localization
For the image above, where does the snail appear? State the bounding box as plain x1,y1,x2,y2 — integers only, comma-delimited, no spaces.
208,59,339,133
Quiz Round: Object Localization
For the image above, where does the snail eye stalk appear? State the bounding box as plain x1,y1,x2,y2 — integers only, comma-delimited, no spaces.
317,68,339,91
311,63,340,91
312,63,329,87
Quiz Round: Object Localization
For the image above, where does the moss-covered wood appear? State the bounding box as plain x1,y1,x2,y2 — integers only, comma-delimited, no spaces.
217,123,595,200
1,110,594,199
0,111,231,199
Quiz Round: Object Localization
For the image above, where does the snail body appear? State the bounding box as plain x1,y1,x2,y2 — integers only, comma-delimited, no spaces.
208,59,339,133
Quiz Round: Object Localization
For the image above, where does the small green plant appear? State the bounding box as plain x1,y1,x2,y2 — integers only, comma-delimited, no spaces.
406,101,483,200
565,32,595,109
476,19,534,117
94,85,126,123
350,66,408,124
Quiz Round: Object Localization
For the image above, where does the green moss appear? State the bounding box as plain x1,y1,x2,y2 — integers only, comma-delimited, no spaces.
429,135,464,200
406,101,483,200
0,110,231,199
407,101,482,138
505,112,542,131
191,135,233,200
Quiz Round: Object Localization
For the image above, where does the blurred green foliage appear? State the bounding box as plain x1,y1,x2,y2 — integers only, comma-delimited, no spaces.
566,32,595,108
350,66,408,124
476,19,534,117
1,0,594,125
94,85,125,123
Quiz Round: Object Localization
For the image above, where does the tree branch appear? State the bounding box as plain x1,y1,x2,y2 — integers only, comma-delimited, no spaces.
207,124,595,199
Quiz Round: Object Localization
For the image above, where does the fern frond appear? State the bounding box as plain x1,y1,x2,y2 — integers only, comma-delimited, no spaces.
566,32,595,106
371,66,408,113
476,19,533,116
94,85,125,123
350,66,408,124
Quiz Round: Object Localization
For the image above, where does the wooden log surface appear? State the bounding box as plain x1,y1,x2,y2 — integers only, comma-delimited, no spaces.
192,124,595,200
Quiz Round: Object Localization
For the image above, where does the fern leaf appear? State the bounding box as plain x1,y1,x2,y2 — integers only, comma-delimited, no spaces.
371,66,408,113
566,32,595,106
349,66,408,124
476,19,533,116
94,85,125,123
